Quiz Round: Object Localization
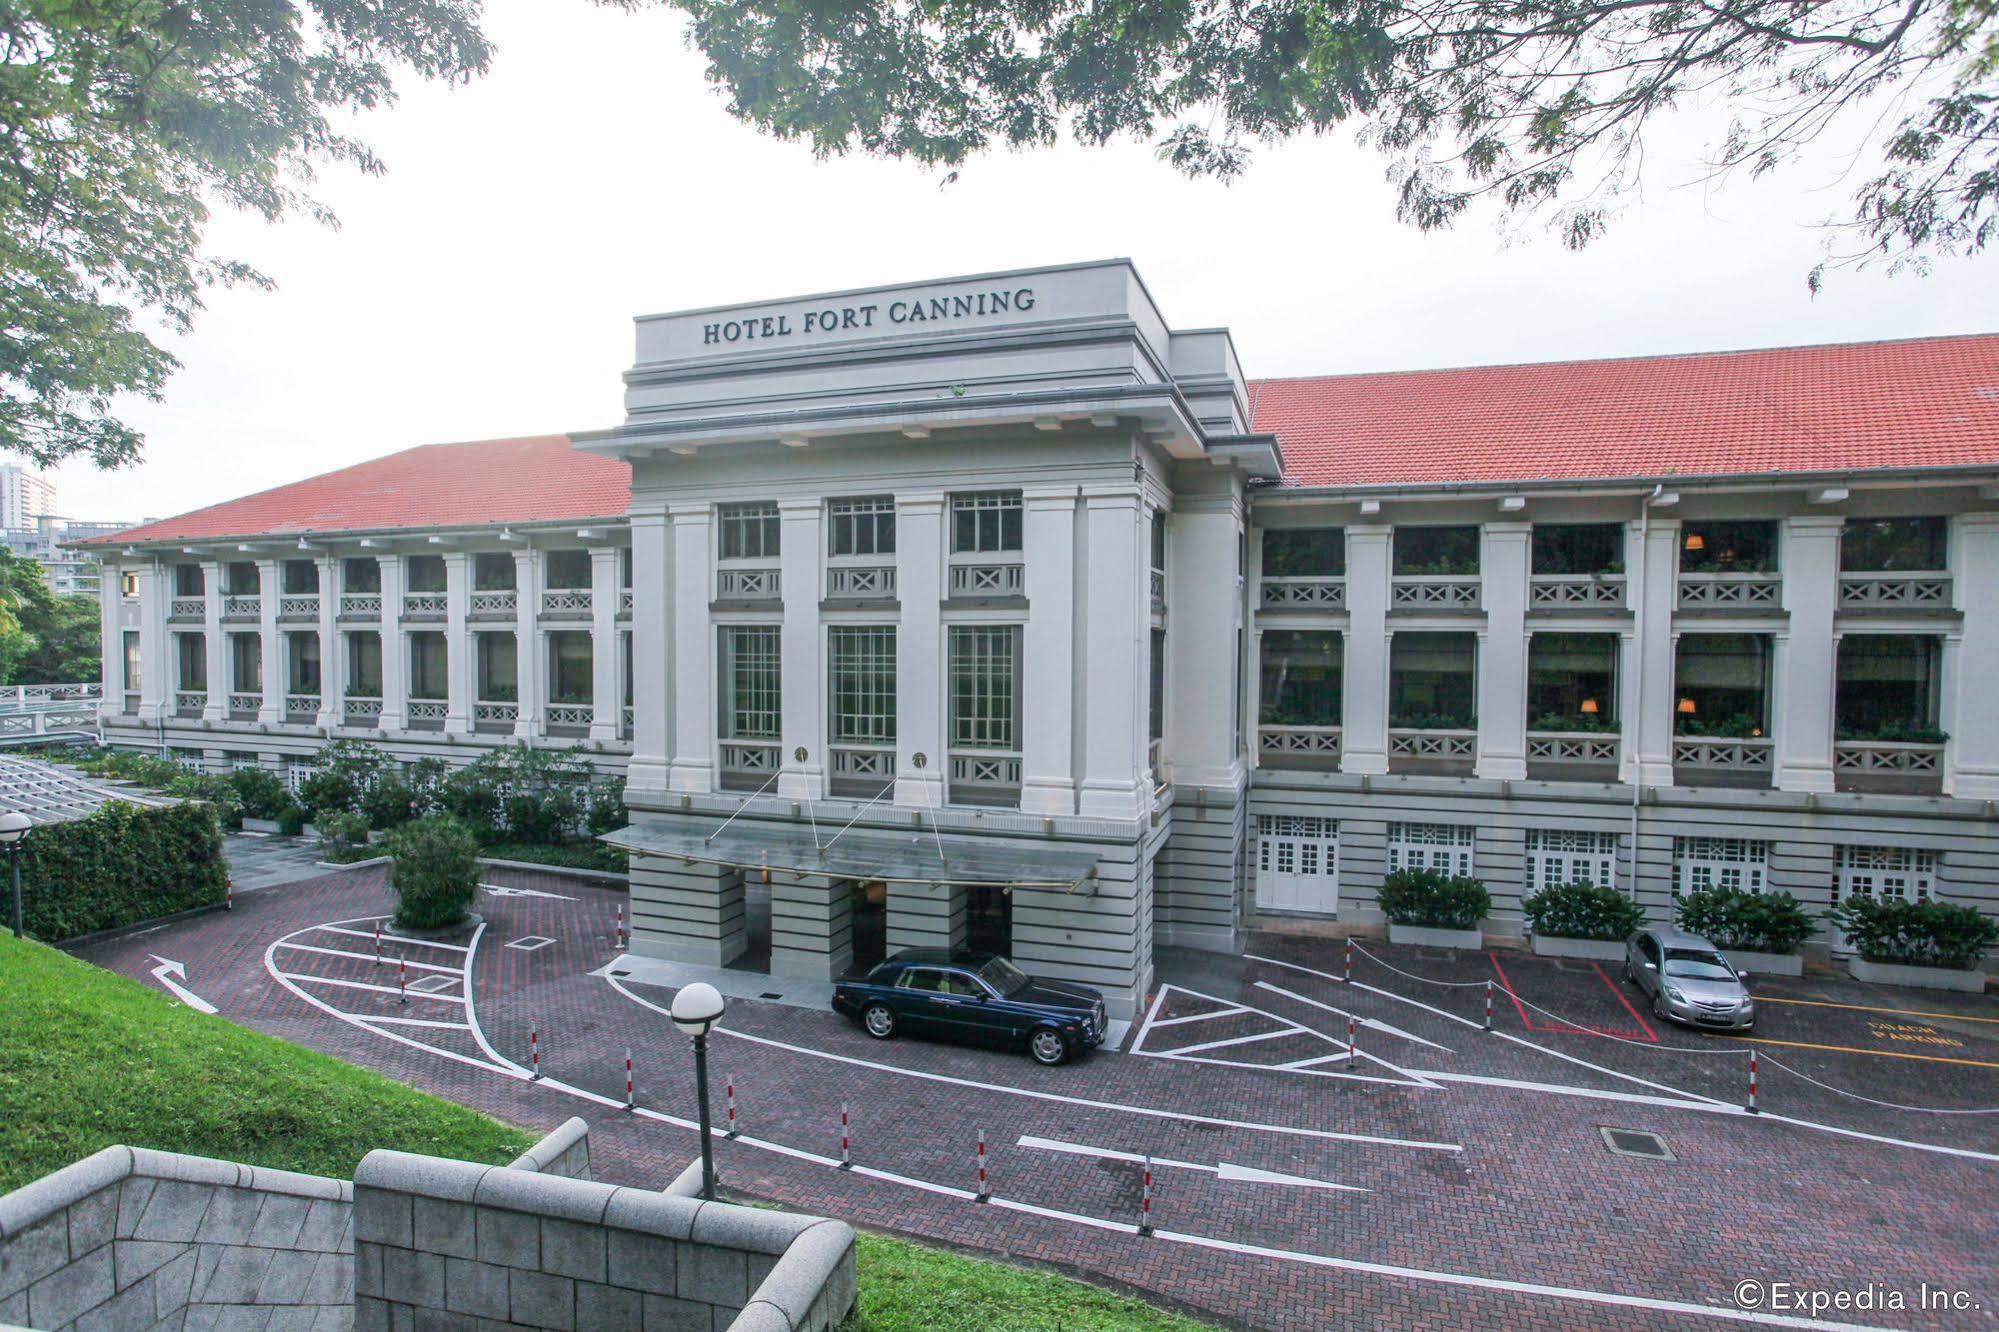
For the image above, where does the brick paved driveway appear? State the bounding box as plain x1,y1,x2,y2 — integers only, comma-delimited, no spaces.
72,867,1999,1331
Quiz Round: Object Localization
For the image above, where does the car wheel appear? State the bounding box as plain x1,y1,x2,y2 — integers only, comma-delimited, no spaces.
1028,1028,1069,1066
862,1004,895,1040
1652,990,1670,1022
1623,961,1636,985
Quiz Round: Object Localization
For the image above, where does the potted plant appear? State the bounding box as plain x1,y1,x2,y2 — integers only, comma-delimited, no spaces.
1523,881,1645,960
1827,897,1997,993
1379,867,1490,950
1672,887,1813,976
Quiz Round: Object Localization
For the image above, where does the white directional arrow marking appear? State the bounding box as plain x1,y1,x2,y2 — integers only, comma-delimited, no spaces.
1017,1135,1367,1193
147,956,218,1014
479,884,577,901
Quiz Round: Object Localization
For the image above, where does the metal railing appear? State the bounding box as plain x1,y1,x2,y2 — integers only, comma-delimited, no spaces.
1526,731,1621,764
948,561,1024,597
1677,572,1781,609
1391,575,1480,609
1672,736,1774,770
1259,577,1346,609
1838,572,1952,609
717,567,780,600
541,589,593,618
826,565,896,599
1257,725,1343,761
1389,728,1476,760
1529,575,1626,609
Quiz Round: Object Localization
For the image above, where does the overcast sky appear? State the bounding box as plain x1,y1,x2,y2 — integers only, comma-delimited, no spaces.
46,1,1999,525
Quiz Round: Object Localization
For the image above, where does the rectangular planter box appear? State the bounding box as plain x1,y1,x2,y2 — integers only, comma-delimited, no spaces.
1530,935,1624,961
1389,923,1484,951
1723,949,1802,977
240,817,281,834
1850,956,1989,994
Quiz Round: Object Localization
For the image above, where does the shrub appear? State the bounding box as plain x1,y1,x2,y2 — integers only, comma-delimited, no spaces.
1522,880,1645,941
1673,887,1815,955
315,810,374,864
1826,897,1999,971
583,777,627,839
384,816,481,930
361,774,419,831
439,764,503,840
1378,868,1491,931
228,767,291,820
297,739,390,818
19,801,228,940
274,800,309,837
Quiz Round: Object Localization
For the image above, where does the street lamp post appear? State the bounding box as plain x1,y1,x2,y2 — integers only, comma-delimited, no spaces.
0,811,33,939
669,981,727,1201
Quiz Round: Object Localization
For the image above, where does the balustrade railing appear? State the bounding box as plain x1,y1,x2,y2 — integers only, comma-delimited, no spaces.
285,693,320,719
620,705,634,739
1259,577,1346,609
541,589,593,618
1389,728,1476,760
720,740,781,775
221,595,261,619
407,699,448,726
278,595,319,620
948,561,1025,598
716,567,780,600
1838,572,1952,609
949,750,1022,793
1257,725,1343,763
826,565,896,599
226,692,261,716
344,697,382,726
0,683,103,708
174,690,206,715
1391,575,1480,609
339,593,382,618
403,593,447,618
473,700,518,727
1150,568,1166,611
618,590,634,616
544,703,594,730
1834,740,1943,775
0,707,98,739
829,744,895,789
1529,575,1626,609
1677,572,1781,609
169,597,205,620
1526,731,1621,764
1672,736,1773,771
469,590,518,617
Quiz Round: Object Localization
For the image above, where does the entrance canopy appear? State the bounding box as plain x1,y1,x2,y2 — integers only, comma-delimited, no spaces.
604,821,1102,892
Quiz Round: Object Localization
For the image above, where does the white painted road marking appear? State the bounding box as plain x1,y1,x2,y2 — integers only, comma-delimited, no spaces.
479,884,577,901
1139,982,1437,1086
1254,981,1456,1053
275,972,468,1004
273,940,464,974
316,924,470,953
1148,1004,1250,1028
147,956,217,1014
1017,1134,1368,1193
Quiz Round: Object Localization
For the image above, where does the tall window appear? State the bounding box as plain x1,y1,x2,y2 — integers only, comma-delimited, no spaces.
230,634,262,693
1680,521,1777,574
406,555,447,593
173,564,203,597
1389,632,1476,729
547,631,592,703
1531,524,1623,575
1393,526,1479,576
1387,823,1474,875
223,561,258,595
409,632,447,699
546,550,591,588
1526,829,1618,891
1261,528,1344,576
342,558,381,593
287,633,321,694
828,498,896,556
1149,628,1166,743
176,635,206,691
829,627,897,743
1259,630,1342,727
1836,635,1942,739
950,492,1023,554
474,553,516,590
1528,633,1618,731
1150,511,1167,573
1674,634,1771,736
347,632,382,697
477,633,517,701
1674,837,1768,895
1841,517,1946,571
719,502,781,560
949,626,1019,751
282,560,317,594
122,632,141,693
721,626,781,739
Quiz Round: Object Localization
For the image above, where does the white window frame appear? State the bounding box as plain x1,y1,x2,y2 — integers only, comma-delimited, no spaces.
949,492,1023,555
1387,822,1474,876
1673,836,1768,895
948,625,1019,750
1525,829,1619,893
828,625,897,744
721,625,782,740
718,501,781,562
827,497,896,558
1834,845,1938,907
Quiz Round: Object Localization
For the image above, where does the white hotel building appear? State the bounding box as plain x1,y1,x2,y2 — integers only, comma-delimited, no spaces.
88,262,1999,1017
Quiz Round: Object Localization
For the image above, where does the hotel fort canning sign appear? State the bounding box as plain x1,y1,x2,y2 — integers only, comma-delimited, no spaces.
702,285,1038,347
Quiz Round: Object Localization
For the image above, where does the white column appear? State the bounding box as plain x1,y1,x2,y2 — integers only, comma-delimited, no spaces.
628,510,672,795
779,498,827,799
1945,514,1999,796
512,548,542,738
589,547,621,741
443,551,473,735
1020,486,1078,814
1077,489,1146,820
377,555,407,731
256,560,283,723
1476,522,1531,780
315,556,342,729
1773,516,1841,794
136,562,167,722
1340,524,1392,775
200,561,225,721
1166,489,1246,788
1624,517,1680,787
97,565,121,712
668,505,715,792
894,493,945,808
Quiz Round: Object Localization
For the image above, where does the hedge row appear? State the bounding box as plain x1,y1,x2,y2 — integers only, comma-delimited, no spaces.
21,800,228,941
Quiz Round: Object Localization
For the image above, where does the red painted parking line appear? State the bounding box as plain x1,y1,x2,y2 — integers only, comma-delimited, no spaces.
1486,952,1656,1043
1596,960,1659,1042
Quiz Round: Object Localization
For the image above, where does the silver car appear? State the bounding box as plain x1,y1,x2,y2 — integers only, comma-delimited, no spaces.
1624,929,1755,1031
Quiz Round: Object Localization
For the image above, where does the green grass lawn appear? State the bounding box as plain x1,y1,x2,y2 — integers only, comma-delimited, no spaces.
1,935,1210,1330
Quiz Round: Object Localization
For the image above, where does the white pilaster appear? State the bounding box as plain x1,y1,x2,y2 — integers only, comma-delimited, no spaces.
669,505,715,793
893,493,945,808
1946,514,1999,797
377,555,407,731
1166,487,1247,789
1077,489,1146,820
1019,486,1078,814
1773,515,1842,793
97,565,121,713
200,561,225,721
512,548,543,739
589,547,621,741
1340,524,1392,775
1475,522,1531,780
779,498,827,799
256,560,283,723
315,556,342,730
1624,517,1680,787
443,551,473,735
628,510,671,794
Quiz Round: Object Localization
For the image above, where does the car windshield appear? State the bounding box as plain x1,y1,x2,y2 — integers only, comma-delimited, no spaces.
976,956,1031,997
1662,949,1735,981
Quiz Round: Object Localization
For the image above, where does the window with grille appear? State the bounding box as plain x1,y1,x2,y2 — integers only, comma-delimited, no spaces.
829,626,897,743
1255,815,1338,878
175,634,206,691
1526,829,1619,892
548,631,593,704
950,492,1023,554
409,632,447,700
719,502,781,560
829,497,896,557
230,634,262,694
1835,846,1938,905
949,626,1018,750
1387,822,1474,875
1673,837,1768,895
122,632,141,692
722,626,781,739
287,632,321,693
346,632,383,696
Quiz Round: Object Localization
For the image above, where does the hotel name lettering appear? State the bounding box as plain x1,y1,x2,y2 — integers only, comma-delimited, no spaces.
702,287,1036,346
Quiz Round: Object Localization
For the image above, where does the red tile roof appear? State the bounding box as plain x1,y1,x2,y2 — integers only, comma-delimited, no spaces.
92,436,631,545
1249,333,1999,488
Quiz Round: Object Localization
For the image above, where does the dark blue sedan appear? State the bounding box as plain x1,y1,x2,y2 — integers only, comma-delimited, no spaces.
831,949,1107,1066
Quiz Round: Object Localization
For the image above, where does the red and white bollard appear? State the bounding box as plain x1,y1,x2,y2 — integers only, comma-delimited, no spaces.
1747,1050,1760,1115
398,955,408,1006
624,1049,635,1111
529,1028,541,1081
1344,936,1353,984
614,905,625,953
1137,1154,1154,1236
837,1103,852,1170
1347,1014,1357,1069
724,1076,738,1139
974,1130,989,1204
225,877,233,911
374,919,382,966
1484,980,1494,1032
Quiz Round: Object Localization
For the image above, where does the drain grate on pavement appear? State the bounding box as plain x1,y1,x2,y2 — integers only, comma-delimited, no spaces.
1599,1127,1675,1161
505,936,557,952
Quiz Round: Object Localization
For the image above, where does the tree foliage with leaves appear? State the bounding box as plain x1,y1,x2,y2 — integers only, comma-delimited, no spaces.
0,547,98,683
673,0,1999,281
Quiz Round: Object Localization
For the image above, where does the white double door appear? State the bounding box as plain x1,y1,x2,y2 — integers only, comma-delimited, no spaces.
1254,814,1339,915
